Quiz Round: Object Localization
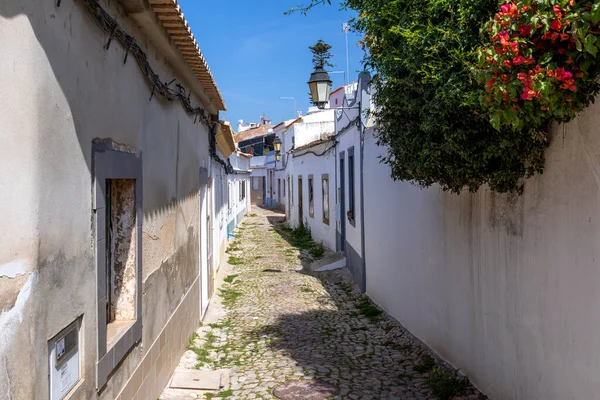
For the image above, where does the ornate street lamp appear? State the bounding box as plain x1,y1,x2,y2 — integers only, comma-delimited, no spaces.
273,136,282,162
307,65,332,109
273,136,282,152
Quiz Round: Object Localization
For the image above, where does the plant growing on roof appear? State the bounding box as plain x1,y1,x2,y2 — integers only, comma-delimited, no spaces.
476,0,600,131
309,39,335,68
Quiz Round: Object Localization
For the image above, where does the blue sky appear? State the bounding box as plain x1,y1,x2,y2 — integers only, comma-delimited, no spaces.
178,0,364,128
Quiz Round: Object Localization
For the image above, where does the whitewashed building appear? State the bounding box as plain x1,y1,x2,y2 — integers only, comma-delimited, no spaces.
0,0,238,399
278,110,336,249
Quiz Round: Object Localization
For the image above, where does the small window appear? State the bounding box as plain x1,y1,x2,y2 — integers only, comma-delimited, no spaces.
308,175,314,218
322,174,329,225
240,181,246,201
94,146,142,389
348,147,355,225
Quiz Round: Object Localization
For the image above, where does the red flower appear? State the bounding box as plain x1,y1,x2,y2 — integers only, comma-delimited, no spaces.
553,5,563,18
524,57,536,65
554,67,573,81
560,33,570,41
498,30,510,45
566,57,574,64
503,60,513,68
522,5,531,12
521,89,537,101
517,72,528,81
550,20,562,31
576,71,585,78
499,3,518,18
518,24,532,37
512,56,526,65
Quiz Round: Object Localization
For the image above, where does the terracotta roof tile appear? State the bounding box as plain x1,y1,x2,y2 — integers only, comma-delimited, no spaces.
234,125,271,143
149,0,226,110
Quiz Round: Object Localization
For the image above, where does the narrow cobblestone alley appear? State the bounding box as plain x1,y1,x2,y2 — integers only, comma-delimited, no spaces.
163,209,486,400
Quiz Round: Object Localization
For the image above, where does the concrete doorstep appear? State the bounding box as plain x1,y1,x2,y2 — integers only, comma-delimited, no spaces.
161,369,230,399
308,252,346,272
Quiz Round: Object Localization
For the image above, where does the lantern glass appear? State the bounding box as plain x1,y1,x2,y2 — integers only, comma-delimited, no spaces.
273,137,282,152
275,153,281,162
307,66,332,109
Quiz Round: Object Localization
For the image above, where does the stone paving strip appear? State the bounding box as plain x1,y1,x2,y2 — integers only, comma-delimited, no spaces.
161,208,487,400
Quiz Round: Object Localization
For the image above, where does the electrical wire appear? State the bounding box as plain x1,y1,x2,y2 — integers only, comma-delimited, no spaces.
65,0,236,174
76,0,211,127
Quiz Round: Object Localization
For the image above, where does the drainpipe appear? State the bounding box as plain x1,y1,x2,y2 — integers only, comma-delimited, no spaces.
358,73,370,293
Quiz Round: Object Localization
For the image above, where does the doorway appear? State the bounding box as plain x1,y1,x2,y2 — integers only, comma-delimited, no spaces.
206,178,214,302
278,179,281,209
298,176,303,223
339,153,346,252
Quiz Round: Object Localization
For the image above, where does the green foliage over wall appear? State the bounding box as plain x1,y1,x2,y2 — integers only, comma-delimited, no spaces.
345,0,550,193
291,0,600,193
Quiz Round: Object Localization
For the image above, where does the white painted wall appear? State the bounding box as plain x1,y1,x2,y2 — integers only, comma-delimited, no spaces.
293,110,335,148
362,96,600,399
226,152,251,231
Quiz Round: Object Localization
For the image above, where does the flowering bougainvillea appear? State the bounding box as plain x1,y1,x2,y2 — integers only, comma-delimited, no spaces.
477,0,600,131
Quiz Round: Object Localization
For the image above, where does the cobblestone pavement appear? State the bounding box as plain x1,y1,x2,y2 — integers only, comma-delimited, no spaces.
167,208,486,400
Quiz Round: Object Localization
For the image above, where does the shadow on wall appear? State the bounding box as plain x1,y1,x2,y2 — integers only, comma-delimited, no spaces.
0,1,208,398
0,0,204,217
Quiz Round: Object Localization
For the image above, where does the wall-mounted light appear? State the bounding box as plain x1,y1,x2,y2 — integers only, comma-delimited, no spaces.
307,65,332,109
274,136,282,162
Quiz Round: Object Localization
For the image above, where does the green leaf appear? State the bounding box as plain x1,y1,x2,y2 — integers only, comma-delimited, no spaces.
592,3,600,25
585,35,597,56
490,113,502,131
580,60,591,72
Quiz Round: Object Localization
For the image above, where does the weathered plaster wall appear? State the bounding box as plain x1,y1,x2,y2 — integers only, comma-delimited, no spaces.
0,0,209,398
363,103,600,399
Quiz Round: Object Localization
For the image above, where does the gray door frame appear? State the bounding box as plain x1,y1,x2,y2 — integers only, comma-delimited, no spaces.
339,151,346,252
